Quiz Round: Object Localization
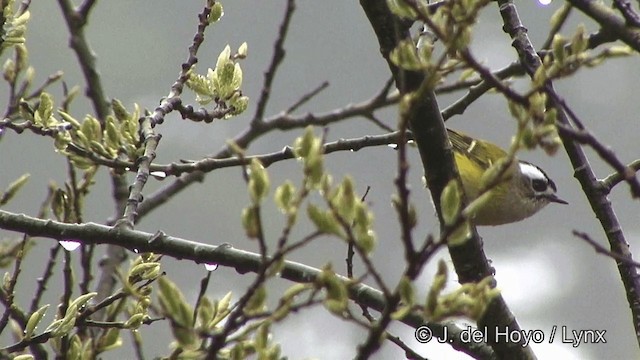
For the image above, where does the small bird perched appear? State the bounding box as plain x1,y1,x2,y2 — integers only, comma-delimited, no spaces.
446,128,567,226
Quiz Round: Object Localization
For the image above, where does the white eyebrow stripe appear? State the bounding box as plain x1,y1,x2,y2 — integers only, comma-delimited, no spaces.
519,162,547,181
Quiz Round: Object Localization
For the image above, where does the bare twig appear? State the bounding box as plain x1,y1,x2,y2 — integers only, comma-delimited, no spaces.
613,0,640,27
386,332,427,360
251,0,296,127
601,159,640,194
0,237,28,335
441,61,524,120
573,230,640,268
285,81,330,114
557,123,640,198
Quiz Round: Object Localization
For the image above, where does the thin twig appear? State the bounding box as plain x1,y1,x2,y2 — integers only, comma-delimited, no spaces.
601,159,640,194
133,80,397,222
573,230,640,267
285,81,329,114
251,0,296,127
556,122,640,198
386,332,427,360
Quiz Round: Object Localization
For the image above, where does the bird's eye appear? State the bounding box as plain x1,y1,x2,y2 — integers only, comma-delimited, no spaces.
531,178,548,192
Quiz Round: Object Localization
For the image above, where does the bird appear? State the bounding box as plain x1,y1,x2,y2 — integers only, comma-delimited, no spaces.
445,128,567,226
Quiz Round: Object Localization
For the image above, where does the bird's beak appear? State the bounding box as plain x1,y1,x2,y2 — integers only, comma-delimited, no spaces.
547,194,568,205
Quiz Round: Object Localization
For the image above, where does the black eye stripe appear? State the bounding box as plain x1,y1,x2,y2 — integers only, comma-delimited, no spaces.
531,178,548,192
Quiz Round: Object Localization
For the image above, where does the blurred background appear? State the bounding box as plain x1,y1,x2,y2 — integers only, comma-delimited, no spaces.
1,0,639,358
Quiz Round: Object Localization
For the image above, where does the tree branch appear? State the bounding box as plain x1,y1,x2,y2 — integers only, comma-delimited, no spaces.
567,0,640,52
498,0,640,349
0,209,494,359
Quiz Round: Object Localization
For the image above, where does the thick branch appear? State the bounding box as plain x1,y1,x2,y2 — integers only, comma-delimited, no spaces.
567,0,640,52
359,1,532,359
0,209,494,359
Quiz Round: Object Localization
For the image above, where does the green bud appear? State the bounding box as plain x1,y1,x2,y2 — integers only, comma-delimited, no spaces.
255,323,270,350
13,355,34,360
2,272,10,292
217,62,236,99
425,260,448,318
386,0,418,19
447,220,472,246
210,2,224,23
24,66,35,84
274,181,296,213
80,115,102,143
552,34,567,64
398,276,415,306
570,25,588,55
90,140,113,158
24,304,50,340
51,189,67,222
354,203,376,254
216,45,231,76
330,176,357,222
197,296,214,329
37,92,54,127
97,328,122,352
528,92,546,120
3,58,15,82
507,101,528,124
111,99,130,122
68,292,97,311
440,180,462,226
244,286,267,316
307,204,342,237
12,11,31,27
248,159,270,204
158,277,193,328
390,39,422,71
231,63,243,91
124,313,145,329
319,268,348,314
606,45,633,57
230,94,249,115
241,206,260,238
128,262,161,283
237,42,248,59
15,44,28,71
105,117,121,152
0,173,30,206
57,110,81,129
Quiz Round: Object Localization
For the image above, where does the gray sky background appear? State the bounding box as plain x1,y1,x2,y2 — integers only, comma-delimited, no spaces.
1,1,639,359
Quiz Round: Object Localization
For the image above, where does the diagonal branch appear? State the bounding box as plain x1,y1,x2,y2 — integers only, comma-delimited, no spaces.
567,0,640,52
0,209,494,359
359,1,532,359
499,0,640,350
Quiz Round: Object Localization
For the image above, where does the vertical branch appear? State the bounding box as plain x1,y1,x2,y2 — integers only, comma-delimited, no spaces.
57,0,109,121
498,0,640,349
359,1,537,358
251,0,296,127
117,0,220,228
57,0,130,318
